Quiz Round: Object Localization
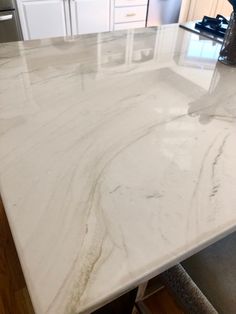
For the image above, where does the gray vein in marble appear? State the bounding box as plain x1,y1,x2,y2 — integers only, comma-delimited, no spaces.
210,134,230,198
146,192,163,199
109,185,121,194
191,134,221,201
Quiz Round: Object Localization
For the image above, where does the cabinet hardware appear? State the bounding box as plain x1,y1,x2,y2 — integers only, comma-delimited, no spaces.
0,14,13,21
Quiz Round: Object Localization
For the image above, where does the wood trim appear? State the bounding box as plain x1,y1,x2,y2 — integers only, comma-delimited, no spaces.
0,197,34,314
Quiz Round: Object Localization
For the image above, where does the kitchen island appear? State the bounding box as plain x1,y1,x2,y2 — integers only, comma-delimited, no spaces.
0,25,236,314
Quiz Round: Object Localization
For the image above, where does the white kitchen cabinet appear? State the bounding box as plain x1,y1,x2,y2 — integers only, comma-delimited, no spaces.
70,0,111,35
17,0,148,41
113,0,148,31
17,0,70,40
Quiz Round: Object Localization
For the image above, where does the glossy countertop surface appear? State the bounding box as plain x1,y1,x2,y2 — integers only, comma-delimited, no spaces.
0,25,236,314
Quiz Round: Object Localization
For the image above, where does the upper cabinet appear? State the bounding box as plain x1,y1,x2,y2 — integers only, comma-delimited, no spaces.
70,0,111,35
17,0,71,40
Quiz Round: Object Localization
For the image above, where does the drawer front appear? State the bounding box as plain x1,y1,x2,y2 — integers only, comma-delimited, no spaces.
114,21,145,30
115,0,148,6
115,6,147,23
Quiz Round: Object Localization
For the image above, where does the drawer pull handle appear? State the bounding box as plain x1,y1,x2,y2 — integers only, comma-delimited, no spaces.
0,14,13,21
126,13,136,17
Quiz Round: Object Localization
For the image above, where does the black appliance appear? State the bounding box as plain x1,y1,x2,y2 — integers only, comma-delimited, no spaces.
0,0,22,43
195,15,229,38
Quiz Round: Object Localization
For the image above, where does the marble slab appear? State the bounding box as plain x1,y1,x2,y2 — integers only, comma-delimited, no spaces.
0,25,236,314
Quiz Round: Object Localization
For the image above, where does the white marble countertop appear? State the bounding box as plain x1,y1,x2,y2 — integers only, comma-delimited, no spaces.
0,25,236,314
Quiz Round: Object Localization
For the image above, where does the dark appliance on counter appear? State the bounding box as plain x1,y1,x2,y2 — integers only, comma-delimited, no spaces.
0,0,22,43
195,15,229,38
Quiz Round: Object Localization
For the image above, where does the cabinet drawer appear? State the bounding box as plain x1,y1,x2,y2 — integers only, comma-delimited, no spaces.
114,21,145,30
115,0,148,7
115,6,147,23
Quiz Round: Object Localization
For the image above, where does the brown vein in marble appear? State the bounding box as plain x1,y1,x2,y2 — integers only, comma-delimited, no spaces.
64,184,115,314
66,234,106,314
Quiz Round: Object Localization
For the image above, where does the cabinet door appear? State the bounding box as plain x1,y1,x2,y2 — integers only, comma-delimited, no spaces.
71,0,110,35
17,0,70,40
186,0,217,21
215,0,231,17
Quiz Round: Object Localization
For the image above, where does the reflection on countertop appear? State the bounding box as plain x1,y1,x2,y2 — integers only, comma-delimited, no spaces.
188,61,236,124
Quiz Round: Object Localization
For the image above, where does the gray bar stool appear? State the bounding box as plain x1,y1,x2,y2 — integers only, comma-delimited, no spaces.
182,232,236,314
160,232,236,314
